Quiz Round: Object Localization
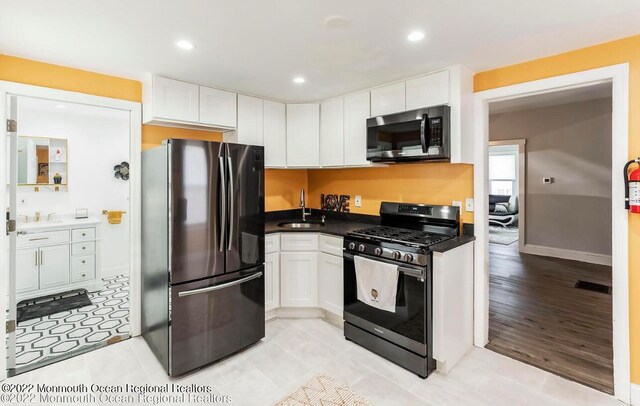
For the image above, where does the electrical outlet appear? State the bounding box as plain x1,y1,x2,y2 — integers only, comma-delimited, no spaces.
452,200,462,208
355,195,362,208
465,198,474,212
543,177,554,184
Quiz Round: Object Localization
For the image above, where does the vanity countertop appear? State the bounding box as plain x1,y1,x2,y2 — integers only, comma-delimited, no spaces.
18,217,101,232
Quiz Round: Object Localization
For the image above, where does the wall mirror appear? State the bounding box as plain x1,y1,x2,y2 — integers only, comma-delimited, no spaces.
17,136,68,187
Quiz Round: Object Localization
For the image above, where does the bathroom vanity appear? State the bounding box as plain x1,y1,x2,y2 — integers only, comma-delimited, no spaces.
16,218,102,301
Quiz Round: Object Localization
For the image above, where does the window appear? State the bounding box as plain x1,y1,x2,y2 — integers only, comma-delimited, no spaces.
489,153,516,195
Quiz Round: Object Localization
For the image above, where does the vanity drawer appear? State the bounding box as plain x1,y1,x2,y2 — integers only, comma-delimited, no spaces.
281,233,319,251
319,235,343,257
72,227,95,242
71,255,96,282
72,242,95,256
17,230,70,247
265,234,280,254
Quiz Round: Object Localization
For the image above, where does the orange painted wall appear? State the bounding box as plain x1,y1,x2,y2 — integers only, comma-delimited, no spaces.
141,125,222,151
265,169,309,211
308,164,474,225
0,55,141,102
475,34,640,383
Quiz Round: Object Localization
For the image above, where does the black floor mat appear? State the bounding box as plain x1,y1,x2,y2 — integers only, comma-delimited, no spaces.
575,280,612,295
17,289,93,323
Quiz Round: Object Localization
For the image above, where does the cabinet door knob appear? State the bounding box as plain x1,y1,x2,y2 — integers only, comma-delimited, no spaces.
82,233,86,236
82,260,86,264
82,273,86,277
82,246,86,250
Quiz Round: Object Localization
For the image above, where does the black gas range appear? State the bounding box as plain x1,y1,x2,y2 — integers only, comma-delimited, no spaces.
343,202,460,378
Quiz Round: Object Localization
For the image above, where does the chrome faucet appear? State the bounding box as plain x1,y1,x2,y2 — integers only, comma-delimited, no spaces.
300,188,311,222
34,211,41,222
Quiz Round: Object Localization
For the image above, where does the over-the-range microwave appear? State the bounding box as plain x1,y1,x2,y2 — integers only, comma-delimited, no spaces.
366,105,450,163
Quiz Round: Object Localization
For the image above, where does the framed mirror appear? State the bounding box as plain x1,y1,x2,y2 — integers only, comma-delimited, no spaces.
17,136,68,186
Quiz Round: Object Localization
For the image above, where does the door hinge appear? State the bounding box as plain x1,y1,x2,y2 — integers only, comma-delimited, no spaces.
6,320,15,334
6,219,16,235
6,119,17,132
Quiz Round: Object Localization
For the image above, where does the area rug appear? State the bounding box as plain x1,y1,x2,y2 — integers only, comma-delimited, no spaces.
274,374,373,406
17,288,93,323
489,225,519,245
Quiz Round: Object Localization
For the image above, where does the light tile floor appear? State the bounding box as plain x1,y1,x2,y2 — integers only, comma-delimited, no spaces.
11,275,130,372
6,318,623,406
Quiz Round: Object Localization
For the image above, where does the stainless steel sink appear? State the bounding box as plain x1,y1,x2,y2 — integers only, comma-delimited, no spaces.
277,221,326,229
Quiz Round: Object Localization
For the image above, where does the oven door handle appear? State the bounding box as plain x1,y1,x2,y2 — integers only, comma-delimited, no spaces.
344,252,425,279
420,113,430,154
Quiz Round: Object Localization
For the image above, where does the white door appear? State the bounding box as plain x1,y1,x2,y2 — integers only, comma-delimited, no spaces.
263,100,286,167
320,98,344,167
16,248,39,294
237,95,263,146
344,92,370,166
39,244,70,290
370,82,406,117
4,93,18,373
318,252,343,316
152,76,199,122
286,104,320,167
280,251,318,307
264,252,280,312
405,70,450,110
199,86,237,128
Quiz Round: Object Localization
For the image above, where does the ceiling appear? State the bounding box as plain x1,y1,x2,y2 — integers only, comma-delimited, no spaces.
1,1,639,102
489,82,612,114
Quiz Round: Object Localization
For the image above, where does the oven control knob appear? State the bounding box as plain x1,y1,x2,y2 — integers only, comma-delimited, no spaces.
348,242,356,250
404,253,414,262
392,251,402,260
358,244,366,252
374,247,383,256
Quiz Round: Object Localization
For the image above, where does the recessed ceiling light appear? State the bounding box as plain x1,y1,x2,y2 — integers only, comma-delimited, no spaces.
175,40,195,50
56,104,66,109
407,31,425,42
324,15,351,29
293,77,306,84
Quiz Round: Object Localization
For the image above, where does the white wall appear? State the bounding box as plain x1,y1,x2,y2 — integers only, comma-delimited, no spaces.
16,97,131,277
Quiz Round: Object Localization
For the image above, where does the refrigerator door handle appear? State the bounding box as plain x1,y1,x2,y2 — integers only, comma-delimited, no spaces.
177,271,263,297
218,156,226,252
227,155,234,251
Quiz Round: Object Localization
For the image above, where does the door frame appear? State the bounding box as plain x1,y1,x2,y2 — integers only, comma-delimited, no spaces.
473,63,630,402
0,81,142,381
488,139,526,250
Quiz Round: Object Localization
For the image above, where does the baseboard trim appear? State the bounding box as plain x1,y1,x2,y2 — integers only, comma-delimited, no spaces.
630,383,640,405
101,265,130,279
274,307,325,318
521,244,612,266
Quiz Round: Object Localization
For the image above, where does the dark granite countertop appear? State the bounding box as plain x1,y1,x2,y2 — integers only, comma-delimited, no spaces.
265,209,475,253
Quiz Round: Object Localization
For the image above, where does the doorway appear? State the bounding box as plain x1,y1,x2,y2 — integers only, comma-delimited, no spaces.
1,83,141,379
473,64,630,402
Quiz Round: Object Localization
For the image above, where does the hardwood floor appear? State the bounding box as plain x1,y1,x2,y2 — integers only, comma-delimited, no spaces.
487,242,613,394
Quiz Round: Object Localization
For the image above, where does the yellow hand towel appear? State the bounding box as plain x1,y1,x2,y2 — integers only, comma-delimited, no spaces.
106,210,124,224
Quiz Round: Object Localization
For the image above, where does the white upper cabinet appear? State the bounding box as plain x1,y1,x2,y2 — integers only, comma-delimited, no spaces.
343,91,370,166
406,70,450,110
199,86,237,128
263,100,287,167
234,95,264,146
144,74,238,131
370,82,406,117
286,104,320,167
151,76,199,122
320,98,344,167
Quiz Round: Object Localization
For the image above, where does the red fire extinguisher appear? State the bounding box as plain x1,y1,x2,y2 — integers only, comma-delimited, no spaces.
625,158,640,213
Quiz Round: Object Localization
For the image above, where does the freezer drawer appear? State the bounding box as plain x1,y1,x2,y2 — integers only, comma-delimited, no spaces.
169,266,265,376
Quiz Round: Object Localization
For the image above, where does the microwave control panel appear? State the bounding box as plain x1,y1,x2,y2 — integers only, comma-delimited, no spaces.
429,117,443,147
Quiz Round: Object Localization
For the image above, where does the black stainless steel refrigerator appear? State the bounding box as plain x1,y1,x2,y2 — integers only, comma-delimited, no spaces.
141,139,265,376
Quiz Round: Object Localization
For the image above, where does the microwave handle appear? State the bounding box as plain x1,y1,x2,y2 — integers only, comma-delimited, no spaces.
420,113,430,153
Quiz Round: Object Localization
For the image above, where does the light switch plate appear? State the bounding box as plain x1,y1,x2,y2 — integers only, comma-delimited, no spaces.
465,198,474,212
355,195,362,208
452,200,462,208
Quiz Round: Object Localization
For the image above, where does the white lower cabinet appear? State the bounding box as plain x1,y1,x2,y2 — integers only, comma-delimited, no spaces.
16,248,39,294
39,244,70,290
266,232,343,318
280,251,318,307
265,252,280,312
318,252,343,316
